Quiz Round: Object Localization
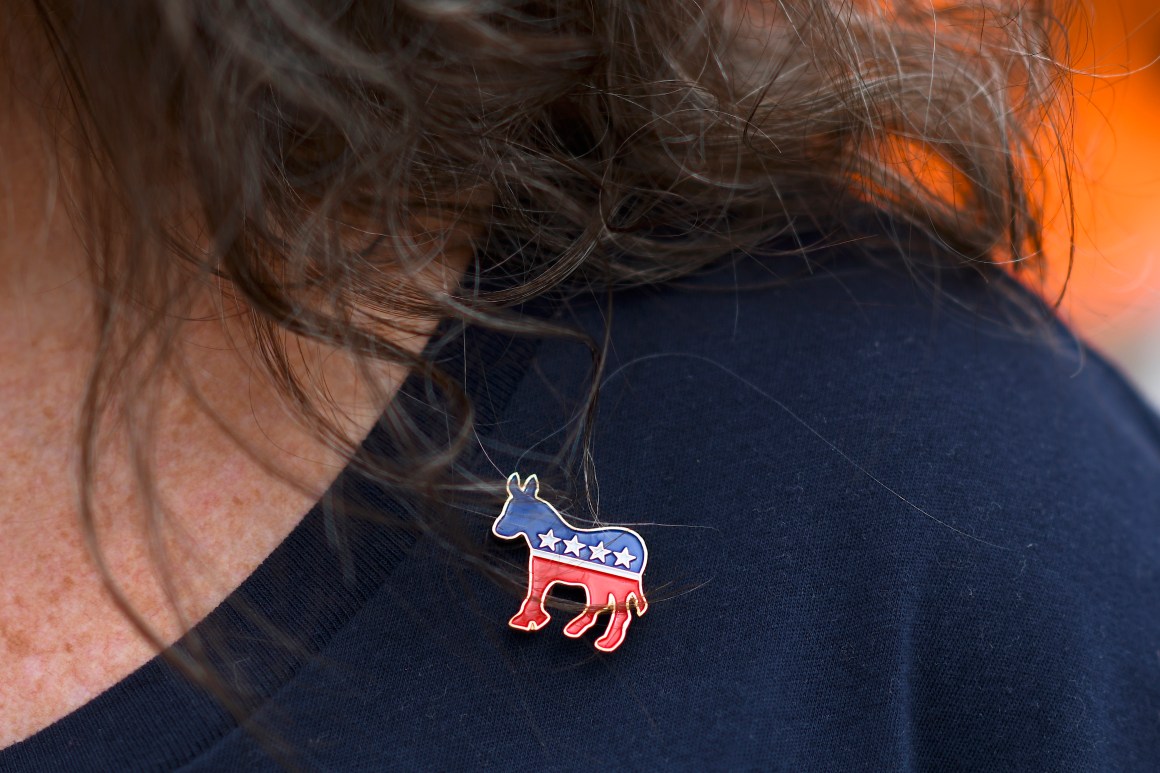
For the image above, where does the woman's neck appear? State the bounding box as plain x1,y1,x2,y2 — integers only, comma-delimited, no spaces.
0,94,463,748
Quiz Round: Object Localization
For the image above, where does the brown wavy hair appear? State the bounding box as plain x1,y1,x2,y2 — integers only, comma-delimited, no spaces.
11,0,1073,750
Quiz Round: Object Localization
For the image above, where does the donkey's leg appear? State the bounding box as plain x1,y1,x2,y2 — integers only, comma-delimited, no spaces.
509,560,554,630
563,598,605,638
593,592,633,652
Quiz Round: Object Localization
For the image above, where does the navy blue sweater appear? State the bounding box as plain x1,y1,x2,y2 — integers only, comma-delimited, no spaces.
3,241,1159,771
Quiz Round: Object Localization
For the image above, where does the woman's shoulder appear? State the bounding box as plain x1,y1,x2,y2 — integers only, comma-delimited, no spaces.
539,242,1160,571
458,242,1160,768
180,243,1160,771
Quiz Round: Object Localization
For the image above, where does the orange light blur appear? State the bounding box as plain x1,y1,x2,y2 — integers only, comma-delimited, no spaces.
1044,0,1160,341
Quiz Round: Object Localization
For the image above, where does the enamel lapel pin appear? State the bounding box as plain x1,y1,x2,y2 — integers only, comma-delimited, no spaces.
491,472,649,652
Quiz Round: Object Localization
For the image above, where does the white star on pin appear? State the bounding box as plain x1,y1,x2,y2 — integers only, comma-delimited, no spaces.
588,541,611,563
612,546,637,568
562,536,585,557
537,529,561,551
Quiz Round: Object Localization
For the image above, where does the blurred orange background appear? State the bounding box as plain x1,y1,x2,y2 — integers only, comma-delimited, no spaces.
1048,0,1160,405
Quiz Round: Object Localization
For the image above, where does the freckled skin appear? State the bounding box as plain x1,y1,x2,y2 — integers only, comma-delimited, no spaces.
0,310,428,748
0,67,467,748
1,628,32,659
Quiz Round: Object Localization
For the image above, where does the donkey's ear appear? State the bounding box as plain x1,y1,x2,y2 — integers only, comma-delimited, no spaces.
506,472,523,498
521,474,540,498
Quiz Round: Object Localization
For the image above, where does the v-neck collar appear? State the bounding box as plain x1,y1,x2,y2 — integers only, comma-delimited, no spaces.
0,308,549,771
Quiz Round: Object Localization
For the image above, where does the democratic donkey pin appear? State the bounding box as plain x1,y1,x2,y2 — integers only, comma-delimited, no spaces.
492,473,649,652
